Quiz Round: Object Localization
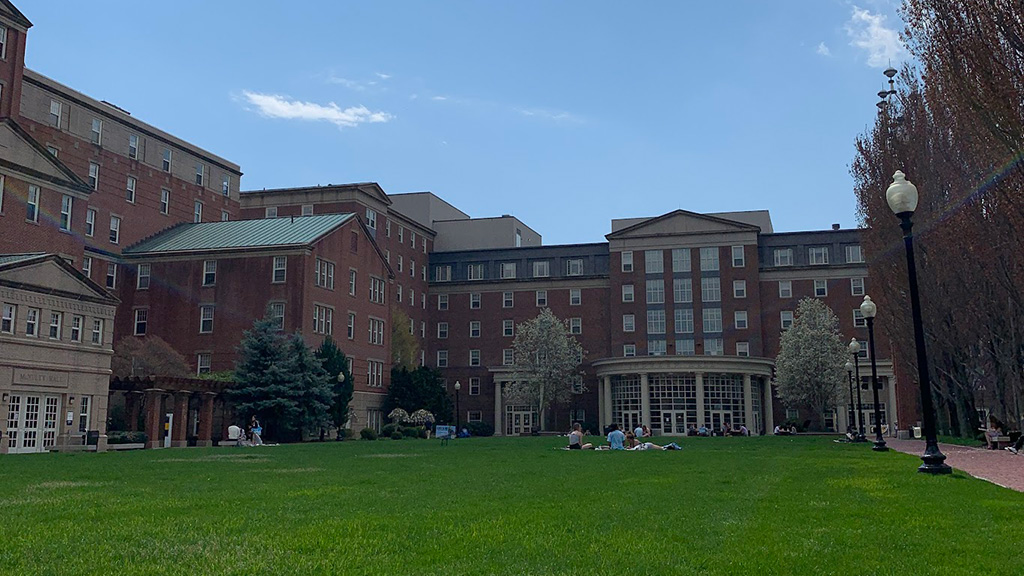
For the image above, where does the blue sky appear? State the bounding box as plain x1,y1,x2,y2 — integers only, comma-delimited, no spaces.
26,1,905,244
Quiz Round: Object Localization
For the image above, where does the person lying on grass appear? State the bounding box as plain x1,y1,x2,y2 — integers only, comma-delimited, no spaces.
625,432,682,451
567,423,593,450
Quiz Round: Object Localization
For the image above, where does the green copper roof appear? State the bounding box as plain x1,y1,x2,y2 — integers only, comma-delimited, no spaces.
0,253,46,267
124,214,355,255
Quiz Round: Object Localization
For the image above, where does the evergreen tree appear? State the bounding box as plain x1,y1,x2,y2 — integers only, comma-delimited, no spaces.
315,336,354,435
384,367,453,424
287,334,333,440
229,314,295,441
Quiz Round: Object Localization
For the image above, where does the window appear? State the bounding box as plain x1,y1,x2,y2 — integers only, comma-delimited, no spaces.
194,163,204,186
536,290,547,307
60,195,72,231
397,256,403,273
437,322,449,339
468,263,484,280
624,344,636,357
735,311,748,329
193,201,203,223
78,396,91,433
647,310,666,334
470,293,481,309
673,278,692,303
779,280,792,298
70,315,83,342
351,231,359,253
846,245,863,263
268,301,284,327
137,263,151,289
365,208,376,230
368,317,385,345
644,250,663,274
809,247,829,265
854,309,866,328
422,265,427,281
200,305,215,333
851,278,865,296
223,175,232,197
49,99,62,127
438,294,448,310
469,349,480,367
646,279,665,304
1,303,15,334
622,284,634,303
313,305,333,335
621,251,633,272
703,308,723,333
501,262,516,279
369,276,386,304
700,247,719,271
515,228,522,247
781,311,794,330
623,314,635,332
814,279,828,297
162,148,172,172
503,291,514,308
570,317,582,334
84,209,96,237
315,259,335,289
735,342,750,357
88,162,100,190
82,257,92,278
676,339,695,356
733,280,747,299
128,134,139,159
398,226,404,243
125,176,137,203
674,309,694,334
26,185,39,222
423,238,427,254
566,258,583,276
671,248,691,272
437,350,448,367
108,216,121,244
0,26,6,59
91,319,103,345
25,308,39,336
570,288,581,306
732,246,745,267
532,261,550,278
469,378,481,395
91,118,102,144
648,340,667,356
469,321,481,338
160,189,170,214
368,360,384,387
704,338,724,356
701,277,721,302
134,309,148,336
46,145,58,157
202,260,216,286
0,174,3,212
105,262,117,289
272,256,287,283
503,349,514,366
857,340,869,359
773,248,793,267
410,231,416,248
347,313,356,339
386,219,391,237
265,206,278,218
503,319,514,337
197,354,212,375
435,265,452,282
48,312,62,339
298,204,313,216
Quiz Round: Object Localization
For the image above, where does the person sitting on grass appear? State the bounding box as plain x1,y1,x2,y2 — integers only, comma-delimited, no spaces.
698,424,709,437
606,423,626,450
568,423,593,450
641,425,652,438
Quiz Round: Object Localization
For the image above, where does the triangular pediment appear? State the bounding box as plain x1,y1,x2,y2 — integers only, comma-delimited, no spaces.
607,210,760,240
0,255,117,302
0,120,92,193
0,0,32,29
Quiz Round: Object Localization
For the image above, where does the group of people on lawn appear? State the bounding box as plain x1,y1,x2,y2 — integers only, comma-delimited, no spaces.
566,422,682,451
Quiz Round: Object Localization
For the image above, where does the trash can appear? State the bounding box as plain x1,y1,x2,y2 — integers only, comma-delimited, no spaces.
86,430,100,446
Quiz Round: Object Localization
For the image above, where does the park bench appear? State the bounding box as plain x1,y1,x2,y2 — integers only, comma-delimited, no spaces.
993,436,1013,449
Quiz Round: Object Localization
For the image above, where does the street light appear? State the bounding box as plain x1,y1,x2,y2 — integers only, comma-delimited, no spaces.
849,339,866,442
454,380,461,432
845,360,856,437
860,296,888,452
886,170,951,474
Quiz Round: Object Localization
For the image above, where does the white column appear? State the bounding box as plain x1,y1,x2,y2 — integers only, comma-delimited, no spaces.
598,376,606,432
743,374,753,433
603,376,613,428
695,372,705,427
493,379,503,436
763,377,775,432
640,373,651,430
887,375,897,436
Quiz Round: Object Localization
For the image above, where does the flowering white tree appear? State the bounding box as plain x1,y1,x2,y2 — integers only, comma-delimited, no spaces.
508,308,585,431
774,298,847,430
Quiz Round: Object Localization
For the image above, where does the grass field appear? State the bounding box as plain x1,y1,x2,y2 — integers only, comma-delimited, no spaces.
1,436,1021,575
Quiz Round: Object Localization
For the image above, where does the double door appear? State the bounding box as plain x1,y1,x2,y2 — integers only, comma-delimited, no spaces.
7,394,61,454
661,410,689,435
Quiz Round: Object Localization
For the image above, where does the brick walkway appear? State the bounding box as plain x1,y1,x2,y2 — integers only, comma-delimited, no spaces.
885,437,1024,492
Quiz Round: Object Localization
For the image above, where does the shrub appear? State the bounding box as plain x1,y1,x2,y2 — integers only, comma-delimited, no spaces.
466,421,494,437
418,427,429,439
390,431,404,440
338,428,354,440
107,431,148,445
401,426,420,438
360,427,378,441
381,423,400,438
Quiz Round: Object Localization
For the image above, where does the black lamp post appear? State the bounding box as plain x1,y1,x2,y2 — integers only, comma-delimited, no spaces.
886,171,951,473
849,339,866,442
845,360,856,436
860,295,888,452
454,380,461,432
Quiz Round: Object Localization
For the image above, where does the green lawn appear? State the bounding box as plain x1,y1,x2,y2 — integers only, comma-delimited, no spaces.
1,436,1020,575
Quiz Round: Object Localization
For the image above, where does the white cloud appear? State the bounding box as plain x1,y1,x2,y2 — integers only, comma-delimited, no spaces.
845,6,904,67
325,76,369,90
375,72,392,80
518,107,582,123
816,42,831,57
431,95,448,101
241,91,393,129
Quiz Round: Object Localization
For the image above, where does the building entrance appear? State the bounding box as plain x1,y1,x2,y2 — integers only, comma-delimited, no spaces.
7,394,61,454
660,410,688,435
709,410,731,435
505,406,537,436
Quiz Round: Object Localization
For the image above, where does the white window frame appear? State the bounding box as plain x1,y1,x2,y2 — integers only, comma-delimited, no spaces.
265,206,278,218
27,185,40,223
137,263,151,290
851,278,865,296
701,277,721,303
70,315,83,342
88,162,100,190
59,195,72,231
566,258,583,276
732,245,745,267
365,208,377,230
469,349,481,367
272,256,287,283
536,290,547,307
126,176,137,203
570,288,581,306
109,215,121,245
735,310,748,330
623,314,635,332
25,307,39,337
703,308,723,333
199,305,215,333
624,344,636,357
532,261,550,278
674,309,694,334
779,280,792,299
1,303,15,334
781,311,794,330
501,262,517,279
854,309,866,328
91,118,102,145
162,148,172,172
160,189,170,214
503,319,514,337
194,201,203,223
644,250,663,274
469,321,481,338
814,279,828,297
699,247,720,271
809,246,829,265
106,262,117,289
736,342,750,357
203,260,217,286
570,317,581,334
48,311,62,340
646,279,665,304
50,99,63,127
773,248,793,267
85,209,95,237
437,322,449,339
133,308,148,336
733,280,746,299
437,350,448,368
435,265,452,282
438,294,448,310
622,284,634,303
621,251,633,272
846,245,863,264
503,291,514,308
197,353,212,375
128,134,139,159
468,263,484,281
195,163,205,187
470,293,481,309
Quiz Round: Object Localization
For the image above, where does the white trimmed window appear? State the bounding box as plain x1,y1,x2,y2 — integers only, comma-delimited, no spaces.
735,311,748,329
469,378,480,395
503,349,514,366
733,280,746,299
623,313,635,332
313,305,333,335
470,293,481,309
265,206,278,218
91,319,103,345
315,259,335,289
621,251,633,272
60,195,72,231
82,257,92,278
160,189,170,214
85,209,96,236
195,163,205,186
566,258,583,276
437,322,448,339
272,256,287,283
197,353,212,375
673,278,692,303
25,308,39,336
468,263,484,280
846,245,863,263
809,247,829,265
194,201,203,223
624,344,636,357
851,278,865,296
469,321,481,338
501,262,517,279
91,118,102,144
128,134,139,159
779,280,792,298
435,265,452,282
109,216,121,244
676,339,695,356
368,360,384,387
0,174,4,212
672,248,691,272
703,308,723,333
773,248,793,267
203,260,216,286
700,247,719,271
397,256,403,273
385,219,391,237
781,311,794,330
503,320,514,337
137,264,151,289
701,277,721,302
2,304,15,334
200,305,215,333
438,294,448,310
48,312,62,339
0,26,6,59
854,309,866,328
26,185,39,222
70,315,83,342
570,317,581,334
49,99,62,127
736,342,750,357
134,308,148,336
368,317,385,345
814,279,828,297
105,262,117,289
647,310,666,334
437,350,448,367
704,338,724,356
469,349,480,367
369,276,386,304
732,246,745,267
645,250,663,274
224,176,233,197
646,279,665,304
503,291,514,308
532,261,550,278
570,288,581,306
88,162,99,190
536,290,547,307
674,309,693,334
364,209,376,230
648,340,667,356
622,284,634,303
126,176,136,203
347,313,356,339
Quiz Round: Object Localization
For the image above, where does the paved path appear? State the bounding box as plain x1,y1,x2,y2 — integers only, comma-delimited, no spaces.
885,437,1024,492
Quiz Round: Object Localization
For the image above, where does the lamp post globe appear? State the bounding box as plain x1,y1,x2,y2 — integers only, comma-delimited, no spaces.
845,360,856,437
860,296,888,451
849,338,866,441
454,380,461,432
887,171,951,474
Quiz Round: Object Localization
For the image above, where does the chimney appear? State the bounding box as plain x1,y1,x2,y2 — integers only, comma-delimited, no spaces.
831,223,840,231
